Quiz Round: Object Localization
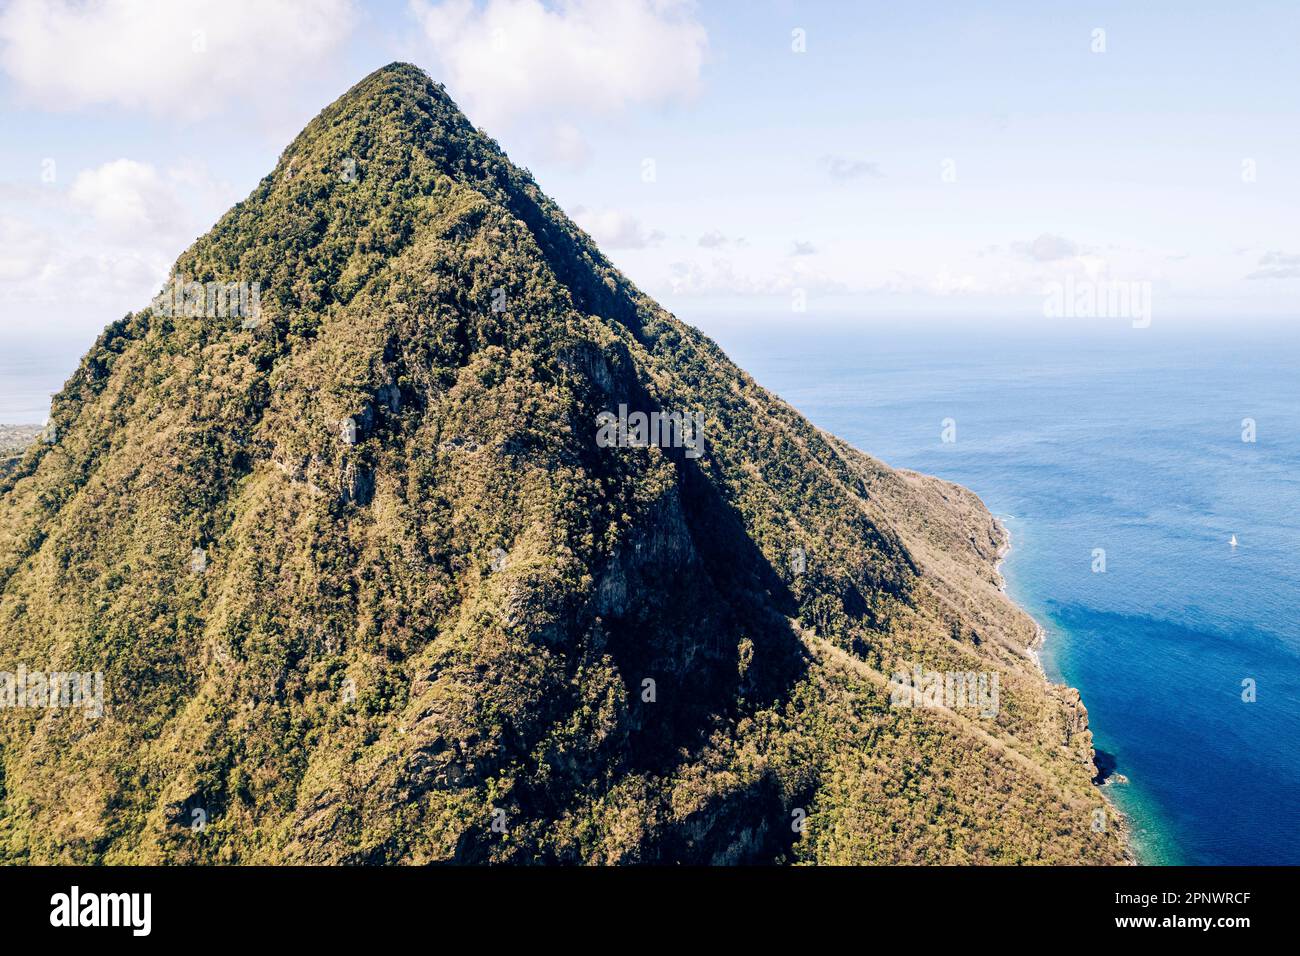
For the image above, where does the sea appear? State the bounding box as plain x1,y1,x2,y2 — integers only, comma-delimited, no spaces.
0,340,76,427
3,316,1298,864
704,314,1300,866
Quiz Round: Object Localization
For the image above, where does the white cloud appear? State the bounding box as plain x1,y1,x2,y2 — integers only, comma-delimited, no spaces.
1010,233,1080,262
571,206,663,249
68,158,235,244
1245,250,1300,280
1,158,238,340
0,216,52,281
664,258,847,298
820,155,882,181
70,160,184,238
410,0,707,157
0,209,171,311
0,0,357,118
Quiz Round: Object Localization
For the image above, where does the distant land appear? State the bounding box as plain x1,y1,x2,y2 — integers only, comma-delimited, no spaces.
0,426,42,476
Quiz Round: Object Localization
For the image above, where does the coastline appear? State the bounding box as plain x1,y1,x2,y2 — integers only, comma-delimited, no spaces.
991,514,1136,863
991,519,1046,677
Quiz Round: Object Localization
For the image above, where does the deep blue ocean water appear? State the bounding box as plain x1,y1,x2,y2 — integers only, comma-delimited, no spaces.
704,316,1300,865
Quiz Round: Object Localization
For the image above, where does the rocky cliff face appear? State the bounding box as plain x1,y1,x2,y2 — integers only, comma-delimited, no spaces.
0,64,1126,864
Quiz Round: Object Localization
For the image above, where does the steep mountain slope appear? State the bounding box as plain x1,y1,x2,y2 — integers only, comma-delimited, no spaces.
0,64,1126,864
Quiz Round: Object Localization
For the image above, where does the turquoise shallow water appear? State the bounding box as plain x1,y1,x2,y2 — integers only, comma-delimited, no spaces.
705,317,1300,865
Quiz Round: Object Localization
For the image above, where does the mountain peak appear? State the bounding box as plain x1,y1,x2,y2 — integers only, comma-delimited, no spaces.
0,65,1126,865
285,60,466,155
164,57,640,346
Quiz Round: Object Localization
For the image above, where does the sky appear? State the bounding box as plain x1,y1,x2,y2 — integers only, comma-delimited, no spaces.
0,0,1297,362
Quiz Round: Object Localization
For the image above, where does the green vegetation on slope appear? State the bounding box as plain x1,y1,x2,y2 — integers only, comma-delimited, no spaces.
0,64,1126,864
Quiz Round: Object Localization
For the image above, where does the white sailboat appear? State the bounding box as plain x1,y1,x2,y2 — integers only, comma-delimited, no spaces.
1230,534,1238,548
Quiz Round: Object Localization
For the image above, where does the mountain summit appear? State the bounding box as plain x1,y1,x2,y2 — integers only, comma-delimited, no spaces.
0,64,1125,864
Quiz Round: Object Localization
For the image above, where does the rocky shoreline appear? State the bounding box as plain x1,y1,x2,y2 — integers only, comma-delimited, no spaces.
990,514,1135,862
